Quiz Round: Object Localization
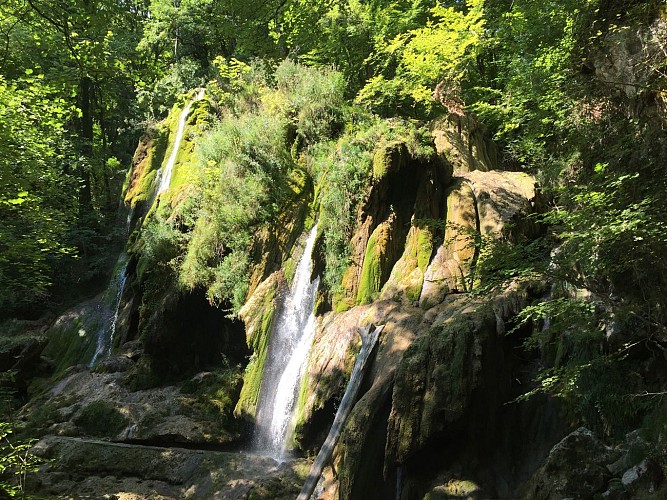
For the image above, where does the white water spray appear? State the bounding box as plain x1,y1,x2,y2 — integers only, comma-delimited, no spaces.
253,224,320,459
157,88,205,194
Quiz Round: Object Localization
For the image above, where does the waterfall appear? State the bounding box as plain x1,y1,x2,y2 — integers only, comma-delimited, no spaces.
157,88,205,194
253,224,320,459
89,254,129,367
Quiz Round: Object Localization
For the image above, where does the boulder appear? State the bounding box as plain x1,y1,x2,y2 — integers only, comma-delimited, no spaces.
520,427,617,499
29,436,308,499
420,171,538,309
621,458,663,495
20,369,241,446
430,114,497,175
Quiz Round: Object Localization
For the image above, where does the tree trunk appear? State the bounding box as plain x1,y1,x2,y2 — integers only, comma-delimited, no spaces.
78,74,94,216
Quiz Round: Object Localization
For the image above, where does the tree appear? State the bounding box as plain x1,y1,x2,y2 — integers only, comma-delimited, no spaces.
0,76,77,315
355,0,485,117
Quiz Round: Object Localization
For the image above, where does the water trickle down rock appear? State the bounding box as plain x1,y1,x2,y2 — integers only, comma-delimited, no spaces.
89,255,129,368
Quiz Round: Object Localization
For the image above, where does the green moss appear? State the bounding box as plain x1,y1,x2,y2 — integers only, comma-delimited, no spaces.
74,400,129,438
179,368,243,427
43,312,100,375
372,140,405,180
234,284,277,419
381,225,426,303
405,280,423,303
417,227,434,271
124,356,161,391
372,145,392,180
357,233,383,305
159,100,211,204
333,293,354,313
123,126,169,208
290,368,311,450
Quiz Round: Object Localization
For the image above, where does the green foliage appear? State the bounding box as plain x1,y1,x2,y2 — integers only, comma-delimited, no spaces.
137,60,347,312
314,137,372,293
356,0,485,117
0,75,77,315
0,422,41,498
545,169,667,300
467,0,597,176
511,295,652,436
273,60,346,143
179,111,290,311
475,235,550,292
137,57,206,119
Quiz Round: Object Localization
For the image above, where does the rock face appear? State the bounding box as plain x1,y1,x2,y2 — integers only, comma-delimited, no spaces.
591,16,667,99
281,115,551,499
520,427,665,500
520,427,617,499
21,367,242,446
430,114,497,174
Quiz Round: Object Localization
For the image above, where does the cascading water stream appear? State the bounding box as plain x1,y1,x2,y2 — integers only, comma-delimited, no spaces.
253,224,320,459
157,88,205,194
89,254,129,367
89,89,205,368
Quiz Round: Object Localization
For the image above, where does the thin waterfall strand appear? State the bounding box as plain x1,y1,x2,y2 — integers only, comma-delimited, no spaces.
89,255,129,367
253,224,319,458
157,88,205,194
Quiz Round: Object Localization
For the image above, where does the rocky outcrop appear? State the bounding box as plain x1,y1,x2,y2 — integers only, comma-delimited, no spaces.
520,427,618,499
431,113,497,174
590,16,667,99
234,272,281,420
20,367,243,446
21,103,556,500
277,110,548,498
420,170,538,308
300,280,557,500
30,436,307,499
334,141,449,312
520,426,665,500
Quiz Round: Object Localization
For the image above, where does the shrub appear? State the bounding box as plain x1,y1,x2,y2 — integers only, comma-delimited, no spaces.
273,60,345,143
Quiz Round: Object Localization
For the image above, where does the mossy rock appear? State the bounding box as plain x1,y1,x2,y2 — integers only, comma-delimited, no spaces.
372,140,407,180
158,99,211,205
380,225,433,304
43,298,105,375
357,232,385,305
74,400,129,438
333,266,358,312
179,368,244,429
235,273,281,420
123,125,169,208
